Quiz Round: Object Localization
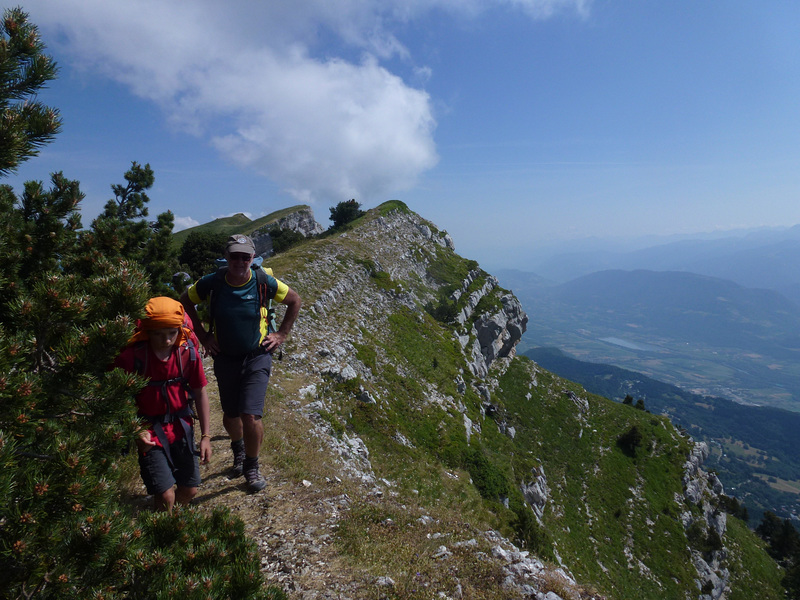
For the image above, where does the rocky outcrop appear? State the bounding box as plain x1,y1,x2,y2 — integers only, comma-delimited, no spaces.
454,274,498,326
445,264,529,378
417,222,455,250
273,206,325,237
251,206,324,257
459,290,528,377
521,465,550,522
475,294,527,361
680,441,731,600
252,232,274,257
299,207,527,384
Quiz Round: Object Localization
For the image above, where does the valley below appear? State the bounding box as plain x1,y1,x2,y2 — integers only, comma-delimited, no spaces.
521,317,800,410
500,268,800,412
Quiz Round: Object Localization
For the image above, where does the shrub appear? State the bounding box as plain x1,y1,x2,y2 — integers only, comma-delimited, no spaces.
425,297,459,323
617,425,643,457
269,227,304,254
463,446,508,499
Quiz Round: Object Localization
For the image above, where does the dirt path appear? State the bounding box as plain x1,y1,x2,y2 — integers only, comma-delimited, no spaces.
184,359,365,599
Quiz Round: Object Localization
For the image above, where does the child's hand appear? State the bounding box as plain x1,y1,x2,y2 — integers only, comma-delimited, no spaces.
199,437,212,464
135,431,157,454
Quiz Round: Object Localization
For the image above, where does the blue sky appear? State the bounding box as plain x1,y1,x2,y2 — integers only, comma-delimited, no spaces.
6,1,800,270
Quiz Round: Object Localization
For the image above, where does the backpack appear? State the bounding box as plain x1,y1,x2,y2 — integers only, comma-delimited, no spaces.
208,263,278,335
131,316,200,467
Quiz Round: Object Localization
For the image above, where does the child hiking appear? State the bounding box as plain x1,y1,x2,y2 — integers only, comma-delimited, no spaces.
114,296,212,512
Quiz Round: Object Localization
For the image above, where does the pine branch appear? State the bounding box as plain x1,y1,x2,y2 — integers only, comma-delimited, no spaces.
13,449,51,460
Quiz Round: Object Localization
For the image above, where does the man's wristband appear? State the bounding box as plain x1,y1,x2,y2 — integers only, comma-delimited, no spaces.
201,434,211,439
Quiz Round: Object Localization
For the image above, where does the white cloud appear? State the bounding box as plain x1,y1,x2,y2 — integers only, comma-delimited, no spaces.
19,0,588,204
500,0,592,19
209,53,437,203
173,216,200,232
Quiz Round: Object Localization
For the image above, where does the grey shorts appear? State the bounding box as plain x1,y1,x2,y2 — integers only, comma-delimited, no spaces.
214,351,272,418
138,435,200,495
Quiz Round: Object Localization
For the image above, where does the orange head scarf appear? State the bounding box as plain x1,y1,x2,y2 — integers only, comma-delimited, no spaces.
128,297,188,346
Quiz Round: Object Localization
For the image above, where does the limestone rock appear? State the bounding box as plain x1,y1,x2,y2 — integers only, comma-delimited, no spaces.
249,206,324,257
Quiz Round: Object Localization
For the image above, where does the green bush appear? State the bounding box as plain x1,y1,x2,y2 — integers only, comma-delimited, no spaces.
269,227,304,254
425,297,459,323
686,520,723,556
617,425,643,457
463,446,508,500
511,501,552,558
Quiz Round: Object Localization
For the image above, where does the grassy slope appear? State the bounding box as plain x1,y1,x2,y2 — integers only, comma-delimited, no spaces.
496,359,700,597
525,346,800,524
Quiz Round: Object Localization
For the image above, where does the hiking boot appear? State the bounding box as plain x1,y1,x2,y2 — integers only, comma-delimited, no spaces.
230,439,245,478
243,457,267,492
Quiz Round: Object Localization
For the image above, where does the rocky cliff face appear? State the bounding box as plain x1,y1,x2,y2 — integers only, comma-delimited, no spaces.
250,206,326,257
681,442,730,600
273,206,325,237
195,201,779,599
299,208,528,385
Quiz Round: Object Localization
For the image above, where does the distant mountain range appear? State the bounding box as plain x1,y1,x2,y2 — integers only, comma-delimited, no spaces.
524,225,800,305
499,228,800,524
553,269,800,353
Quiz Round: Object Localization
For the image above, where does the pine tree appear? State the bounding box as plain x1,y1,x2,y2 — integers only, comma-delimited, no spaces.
329,198,365,229
0,10,278,598
77,161,179,296
617,425,643,457
0,7,61,175
0,168,153,594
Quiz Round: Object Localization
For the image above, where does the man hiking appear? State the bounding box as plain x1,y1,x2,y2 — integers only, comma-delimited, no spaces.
180,234,301,493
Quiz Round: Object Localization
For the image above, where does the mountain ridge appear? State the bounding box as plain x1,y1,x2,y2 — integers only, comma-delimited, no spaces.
171,204,319,248
524,227,800,306
171,201,783,598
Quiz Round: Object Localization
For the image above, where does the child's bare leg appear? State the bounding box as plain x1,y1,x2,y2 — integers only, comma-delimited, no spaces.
154,486,176,512
175,485,197,506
